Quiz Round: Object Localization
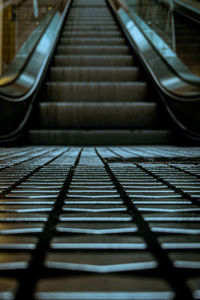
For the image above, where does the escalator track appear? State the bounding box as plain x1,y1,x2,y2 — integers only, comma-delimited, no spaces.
28,0,171,145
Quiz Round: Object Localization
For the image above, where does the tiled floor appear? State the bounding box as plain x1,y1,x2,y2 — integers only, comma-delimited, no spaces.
0,146,200,299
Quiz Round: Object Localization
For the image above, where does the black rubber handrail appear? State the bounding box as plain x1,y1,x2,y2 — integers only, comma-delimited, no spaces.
0,0,59,87
0,0,72,142
0,12,53,87
108,0,200,141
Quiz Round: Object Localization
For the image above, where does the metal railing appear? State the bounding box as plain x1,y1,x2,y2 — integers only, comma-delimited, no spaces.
0,0,72,141
0,0,57,78
109,0,200,141
166,0,176,52
123,0,176,50
122,0,200,77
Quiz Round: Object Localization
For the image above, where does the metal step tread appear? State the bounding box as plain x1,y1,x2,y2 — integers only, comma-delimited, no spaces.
59,37,126,45
53,54,135,67
49,66,141,81
28,130,172,145
56,45,130,55
43,82,149,102
37,102,158,129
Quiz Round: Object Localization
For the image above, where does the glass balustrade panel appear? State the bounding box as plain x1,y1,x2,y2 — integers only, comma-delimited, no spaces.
0,0,57,78
122,0,200,76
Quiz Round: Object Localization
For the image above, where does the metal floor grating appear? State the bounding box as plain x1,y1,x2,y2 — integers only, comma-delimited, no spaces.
0,146,200,300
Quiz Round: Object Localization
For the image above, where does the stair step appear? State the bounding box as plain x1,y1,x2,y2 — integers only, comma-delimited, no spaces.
38,102,157,129
53,55,135,67
56,45,129,55
61,31,122,37
43,82,148,102
69,8,111,12
59,38,126,46
72,1,107,6
72,2,107,7
68,12,113,15
66,21,116,25
63,25,118,31
28,129,172,145
49,67,141,82
67,16,113,20
70,12,112,15
69,15,113,18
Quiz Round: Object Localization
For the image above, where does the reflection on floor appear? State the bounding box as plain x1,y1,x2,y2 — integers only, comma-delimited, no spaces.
0,146,200,299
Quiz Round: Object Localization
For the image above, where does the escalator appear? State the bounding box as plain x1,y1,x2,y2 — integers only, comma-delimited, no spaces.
0,1,200,300
0,0,199,145
28,0,171,145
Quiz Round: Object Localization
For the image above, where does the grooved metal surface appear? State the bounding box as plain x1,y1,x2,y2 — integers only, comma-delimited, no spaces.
0,146,200,299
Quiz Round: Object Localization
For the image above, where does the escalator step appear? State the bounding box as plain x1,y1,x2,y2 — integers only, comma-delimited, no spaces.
53,55,135,66
61,31,123,37
43,82,148,102
49,67,141,82
66,21,116,25
38,102,158,129
59,37,126,46
67,16,113,19
56,45,130,55
28,130,172,145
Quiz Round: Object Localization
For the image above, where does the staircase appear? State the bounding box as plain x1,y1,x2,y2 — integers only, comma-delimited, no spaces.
28,0,171,145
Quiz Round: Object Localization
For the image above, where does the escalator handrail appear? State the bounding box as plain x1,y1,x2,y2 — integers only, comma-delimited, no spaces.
108,0,200,140
110,0,200,98
0,0,72,141
0,0,71,98
0,11,54,87
117,0,200,89
128,6,200,89
0,0,58,87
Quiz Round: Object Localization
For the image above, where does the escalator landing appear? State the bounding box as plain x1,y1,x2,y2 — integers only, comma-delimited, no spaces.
0,146,200,300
